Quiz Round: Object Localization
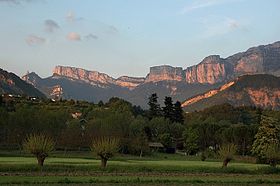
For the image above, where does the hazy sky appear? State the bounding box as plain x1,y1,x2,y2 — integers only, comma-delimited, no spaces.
0,0,279,78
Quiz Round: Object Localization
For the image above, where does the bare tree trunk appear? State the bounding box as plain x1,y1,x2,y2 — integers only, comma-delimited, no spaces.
222,159,229,168
64,147,67,156
269,160,276,168
101,158,107,168
37,156,45,166
140,150,143,158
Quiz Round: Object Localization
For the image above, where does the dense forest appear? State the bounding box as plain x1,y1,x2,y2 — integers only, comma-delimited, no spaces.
0,93,279,164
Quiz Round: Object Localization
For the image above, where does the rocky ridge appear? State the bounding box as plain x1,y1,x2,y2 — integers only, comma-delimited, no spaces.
20,41,280,108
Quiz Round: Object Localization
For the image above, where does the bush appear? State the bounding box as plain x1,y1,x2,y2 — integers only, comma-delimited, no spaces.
264,143,280,167
22,133,55,166
91,137,119,168
218,143,237,168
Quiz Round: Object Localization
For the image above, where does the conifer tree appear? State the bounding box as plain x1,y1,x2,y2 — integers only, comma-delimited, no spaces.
173,101,184,124
163,96,174,121
148,93,161,119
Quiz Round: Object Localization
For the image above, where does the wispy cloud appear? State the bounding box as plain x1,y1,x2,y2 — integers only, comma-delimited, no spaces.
0,0,40,5
66,11,83,22
25,35,46,45
180,0,240,14
67,32,81,41
85,33,98,40
44,19,60,33
199,17,242,38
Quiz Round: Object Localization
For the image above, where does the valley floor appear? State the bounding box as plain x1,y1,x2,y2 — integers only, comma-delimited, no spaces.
0,152,279,185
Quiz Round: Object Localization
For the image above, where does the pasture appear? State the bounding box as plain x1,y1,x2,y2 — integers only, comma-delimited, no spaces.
0,152,279,185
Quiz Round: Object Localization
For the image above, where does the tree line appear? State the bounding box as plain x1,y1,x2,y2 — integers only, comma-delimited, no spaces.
0,93,279,167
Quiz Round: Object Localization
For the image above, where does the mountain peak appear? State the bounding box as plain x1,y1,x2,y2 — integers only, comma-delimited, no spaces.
0,68,45,97
200,55,222,64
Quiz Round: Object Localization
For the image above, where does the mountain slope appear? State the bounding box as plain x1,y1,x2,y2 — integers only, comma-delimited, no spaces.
0,68,45,97
182,74,280,112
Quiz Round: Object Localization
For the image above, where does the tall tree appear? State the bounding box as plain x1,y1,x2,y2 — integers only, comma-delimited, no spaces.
173,101,184,124
251,115,280,162
163,96,174,121
148,93,161,119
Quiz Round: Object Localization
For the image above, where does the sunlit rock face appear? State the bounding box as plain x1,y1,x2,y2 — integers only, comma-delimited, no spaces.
145,65,185,83
182,74,280,111
184,41,280,84
181,81,235,107
228,41,280,76
22,72,42,87
53,66,115,85
185,55,227,84
116,76,145,90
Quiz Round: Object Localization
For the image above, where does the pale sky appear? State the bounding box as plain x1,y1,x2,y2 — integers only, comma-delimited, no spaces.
0,0,279,78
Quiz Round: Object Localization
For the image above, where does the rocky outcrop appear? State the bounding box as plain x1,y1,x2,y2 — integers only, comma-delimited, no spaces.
185,55,227,84
52,66,145,89
184,41,280,84
22,72,42,87
145,65,184,82
50,85,63,98
246,88,280,109
182,74,280,111
116,76,145,89
53,66,115,85
181,81,234,107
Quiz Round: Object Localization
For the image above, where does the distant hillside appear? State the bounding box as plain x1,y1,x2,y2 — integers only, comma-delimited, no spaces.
182,74,280,112
0,68,45,98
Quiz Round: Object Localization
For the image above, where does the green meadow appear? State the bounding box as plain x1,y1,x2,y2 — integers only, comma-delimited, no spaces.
0,152,279,185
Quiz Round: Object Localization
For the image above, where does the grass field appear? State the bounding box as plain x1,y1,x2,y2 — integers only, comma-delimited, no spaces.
0,152,279,185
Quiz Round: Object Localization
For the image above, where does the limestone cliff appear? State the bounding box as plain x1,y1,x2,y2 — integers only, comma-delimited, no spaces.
53,66,115,86
185,55,227,84
183,41,280,84
145,65,184,82
116,76,145,89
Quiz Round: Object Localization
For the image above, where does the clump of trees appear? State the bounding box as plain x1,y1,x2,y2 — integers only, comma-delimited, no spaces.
148,94,184,124
91,137,119,168
23,134,55,166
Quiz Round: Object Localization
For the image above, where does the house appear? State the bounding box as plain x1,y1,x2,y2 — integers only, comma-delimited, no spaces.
71,112,82,119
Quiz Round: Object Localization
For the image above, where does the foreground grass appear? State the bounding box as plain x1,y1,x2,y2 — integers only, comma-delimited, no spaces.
0,153,279,185
1,174,280,185
0,156,279,174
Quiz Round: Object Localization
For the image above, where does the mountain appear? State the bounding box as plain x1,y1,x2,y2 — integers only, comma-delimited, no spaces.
22,67,217,107
0,68,45,98
182,74,280,112
185,41,280,84
22,41,280,107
